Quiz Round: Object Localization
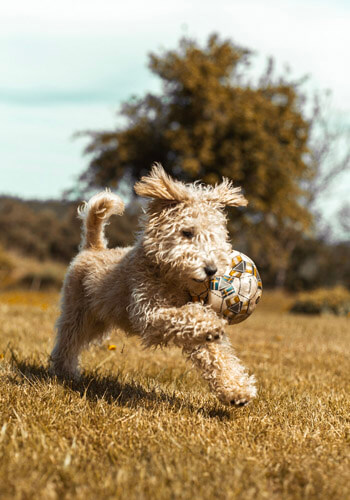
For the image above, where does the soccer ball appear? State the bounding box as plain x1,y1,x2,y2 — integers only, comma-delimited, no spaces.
191,250,263,325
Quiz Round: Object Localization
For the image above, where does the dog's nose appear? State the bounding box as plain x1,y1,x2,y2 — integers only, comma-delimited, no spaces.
204,266,217,277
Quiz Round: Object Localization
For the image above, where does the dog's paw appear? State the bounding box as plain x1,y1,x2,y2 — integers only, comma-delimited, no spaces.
229,396,252,407
205,324,225,343
219,376,257,407
205,331,223,342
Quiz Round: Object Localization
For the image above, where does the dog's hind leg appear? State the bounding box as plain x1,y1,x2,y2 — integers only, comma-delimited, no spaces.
50,307,109,378
50,308,86,378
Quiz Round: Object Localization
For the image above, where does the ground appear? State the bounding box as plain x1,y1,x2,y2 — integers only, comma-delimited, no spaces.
0,290,349,500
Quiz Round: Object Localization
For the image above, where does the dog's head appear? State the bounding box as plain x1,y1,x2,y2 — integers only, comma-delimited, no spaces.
134,163,247,291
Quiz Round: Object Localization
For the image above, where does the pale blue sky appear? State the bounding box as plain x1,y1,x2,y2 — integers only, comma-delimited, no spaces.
0,0,349,226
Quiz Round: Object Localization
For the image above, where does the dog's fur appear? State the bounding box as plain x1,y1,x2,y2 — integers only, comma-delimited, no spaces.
50,164,257,406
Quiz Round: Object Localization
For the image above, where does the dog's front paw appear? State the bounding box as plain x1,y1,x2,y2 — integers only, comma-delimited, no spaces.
218,375,257,407
204,321,226,343
205,331,223,342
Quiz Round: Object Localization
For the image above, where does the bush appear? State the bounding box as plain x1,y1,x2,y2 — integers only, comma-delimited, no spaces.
0,246,15,285
290,286,350,316
16,271,63,291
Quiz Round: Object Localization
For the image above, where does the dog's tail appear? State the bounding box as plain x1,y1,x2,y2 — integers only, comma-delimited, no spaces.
78,190,125,250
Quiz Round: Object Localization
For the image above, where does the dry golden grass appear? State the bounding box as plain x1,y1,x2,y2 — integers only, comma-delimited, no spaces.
0,290,349,500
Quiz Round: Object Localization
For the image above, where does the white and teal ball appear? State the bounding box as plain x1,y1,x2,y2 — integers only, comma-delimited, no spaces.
192,250,263,325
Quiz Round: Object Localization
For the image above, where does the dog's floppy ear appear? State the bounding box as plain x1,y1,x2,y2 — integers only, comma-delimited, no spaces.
210,178,248,207
134,163,188,202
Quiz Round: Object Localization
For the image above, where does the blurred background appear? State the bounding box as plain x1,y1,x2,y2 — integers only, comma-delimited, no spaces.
0,0,349,305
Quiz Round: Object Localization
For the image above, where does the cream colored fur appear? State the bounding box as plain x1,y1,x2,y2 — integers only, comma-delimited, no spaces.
50,164,257,406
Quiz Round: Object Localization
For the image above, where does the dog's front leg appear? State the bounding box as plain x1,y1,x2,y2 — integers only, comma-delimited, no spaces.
184,337,257,407
134,302,226,348
131,299,256,406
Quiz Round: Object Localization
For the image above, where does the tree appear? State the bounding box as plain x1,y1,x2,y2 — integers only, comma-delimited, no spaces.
78,34,334,286
338,203,350,235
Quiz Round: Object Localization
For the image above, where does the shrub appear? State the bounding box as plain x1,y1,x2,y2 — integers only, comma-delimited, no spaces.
16,271,63,291
0,246,15,285
290,286,350,316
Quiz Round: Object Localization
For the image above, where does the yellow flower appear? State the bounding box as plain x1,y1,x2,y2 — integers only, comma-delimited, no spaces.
108,344,117,351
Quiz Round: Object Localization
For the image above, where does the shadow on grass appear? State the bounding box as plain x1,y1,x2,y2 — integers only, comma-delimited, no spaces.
8,354,232,421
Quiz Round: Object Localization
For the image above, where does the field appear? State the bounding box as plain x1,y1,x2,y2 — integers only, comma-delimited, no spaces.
0,290,349,500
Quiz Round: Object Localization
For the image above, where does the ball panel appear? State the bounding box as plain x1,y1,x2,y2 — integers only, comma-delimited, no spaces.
210,277,220,291
239,275,258,299
210,294,224,313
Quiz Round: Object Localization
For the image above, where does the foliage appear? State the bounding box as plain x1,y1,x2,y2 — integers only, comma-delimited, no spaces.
0,291,349,499
290,286,350,316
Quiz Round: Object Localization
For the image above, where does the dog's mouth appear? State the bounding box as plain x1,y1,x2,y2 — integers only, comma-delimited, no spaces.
193,278,206,283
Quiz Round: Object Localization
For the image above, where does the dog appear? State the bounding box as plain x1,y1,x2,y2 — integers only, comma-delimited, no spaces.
50,164,257,406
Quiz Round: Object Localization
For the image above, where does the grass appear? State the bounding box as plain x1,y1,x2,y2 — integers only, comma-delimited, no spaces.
0,290,349,499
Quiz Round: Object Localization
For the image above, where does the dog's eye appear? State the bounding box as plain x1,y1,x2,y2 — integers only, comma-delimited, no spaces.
182,230,194,239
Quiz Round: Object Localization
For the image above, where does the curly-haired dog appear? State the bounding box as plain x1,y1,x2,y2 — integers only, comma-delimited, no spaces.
50,164,257,406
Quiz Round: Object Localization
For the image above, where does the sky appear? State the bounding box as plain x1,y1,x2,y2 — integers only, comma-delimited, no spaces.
0,0,349,227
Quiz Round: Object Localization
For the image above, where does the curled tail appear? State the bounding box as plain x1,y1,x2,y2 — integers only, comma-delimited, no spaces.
78,190,124,250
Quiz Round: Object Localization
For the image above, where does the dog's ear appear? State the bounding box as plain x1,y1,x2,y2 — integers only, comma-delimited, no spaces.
134,163,188,202
210,178,248,207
